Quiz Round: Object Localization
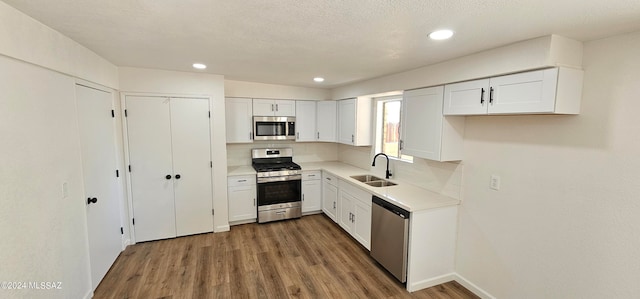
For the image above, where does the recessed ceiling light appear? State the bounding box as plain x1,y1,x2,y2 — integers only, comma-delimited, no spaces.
192,63,207,70
429,29,454,40
313,77,325,83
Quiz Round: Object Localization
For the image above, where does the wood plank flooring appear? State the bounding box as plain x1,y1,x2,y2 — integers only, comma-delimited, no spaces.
94,214,479,299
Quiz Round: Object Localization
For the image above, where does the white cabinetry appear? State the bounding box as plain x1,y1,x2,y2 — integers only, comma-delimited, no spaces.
253,99,296,116
337,98,372,146
316,101,337,142
443,67,583,115
401,86,465,162
227,175,257,224
338,180,372,250
321,172,338,222
302,171,322,213
125,96,213,242
225,97,253,143
295,101,317,142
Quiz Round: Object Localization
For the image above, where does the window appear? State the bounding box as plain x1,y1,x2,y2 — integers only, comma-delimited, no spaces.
375,96,412,162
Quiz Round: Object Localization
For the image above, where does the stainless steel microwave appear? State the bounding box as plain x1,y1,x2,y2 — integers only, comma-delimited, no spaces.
253,116,296,140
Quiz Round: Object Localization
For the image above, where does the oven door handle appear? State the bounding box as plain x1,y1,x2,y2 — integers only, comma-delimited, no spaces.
257,174,302,183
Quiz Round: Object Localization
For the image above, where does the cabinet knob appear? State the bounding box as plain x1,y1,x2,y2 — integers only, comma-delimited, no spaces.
175,174,181,179
87,197,98,204
166,174,172,180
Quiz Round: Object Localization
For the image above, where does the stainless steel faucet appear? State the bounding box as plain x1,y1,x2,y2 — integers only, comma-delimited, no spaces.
372,153,392,179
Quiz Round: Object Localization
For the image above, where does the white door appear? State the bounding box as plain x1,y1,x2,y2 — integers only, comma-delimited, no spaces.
253,99,275,115
225,98,254,143
337,99,356,145
443,79,490,115
273,100,296,116
316,101,337,142
125,96,176,242
295,101,316,142
401,86,445,160
302,179,322,213
228,184,257,222
75,84,122,290
170,98,213,236
353,200,372,250
488,68,558,114
338,191,355,233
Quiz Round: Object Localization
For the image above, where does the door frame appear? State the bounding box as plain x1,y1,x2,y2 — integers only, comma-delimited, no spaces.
120,92,213,244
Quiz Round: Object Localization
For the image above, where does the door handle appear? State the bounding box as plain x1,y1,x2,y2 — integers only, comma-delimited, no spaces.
175,174,181,179
480,88,485,104
489,87,494,104
87,197,98,205
165,174,172,180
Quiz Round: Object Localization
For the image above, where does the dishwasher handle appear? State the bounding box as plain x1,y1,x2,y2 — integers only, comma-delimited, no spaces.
372,196,410,219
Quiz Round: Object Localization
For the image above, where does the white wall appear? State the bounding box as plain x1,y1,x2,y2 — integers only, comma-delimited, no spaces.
0,55,91,299
0,1,118,88
225,79,330,100
119,67,229,233
228,141,338,167
455,31,640,298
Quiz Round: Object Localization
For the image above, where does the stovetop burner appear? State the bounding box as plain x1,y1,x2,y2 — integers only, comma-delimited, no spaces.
251,148,302,177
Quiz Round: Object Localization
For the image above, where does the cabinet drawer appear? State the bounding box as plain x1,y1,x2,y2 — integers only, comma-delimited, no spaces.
227,175,256,187
339,180,371,206
302,170,321,181
322,171,338,186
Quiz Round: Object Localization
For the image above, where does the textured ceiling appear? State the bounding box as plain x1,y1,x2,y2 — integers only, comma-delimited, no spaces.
4,0,640,88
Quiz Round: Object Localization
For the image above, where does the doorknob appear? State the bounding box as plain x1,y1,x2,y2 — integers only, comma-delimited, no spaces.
87,197,98,204
175,174,181,179
165,174,172,179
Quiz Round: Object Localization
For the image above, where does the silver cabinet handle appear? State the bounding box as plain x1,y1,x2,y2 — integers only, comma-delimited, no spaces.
296,132,299,139
326,177,332,181
308,174,316,177
276,104,279,111
302,194,305,201
271,104,274,111
238,179,247,182
352,213,355,223
253,198,256,206
399,140,404,150
351,134,354,143
333,201,336,209
317,132,320,139
348,212,352,221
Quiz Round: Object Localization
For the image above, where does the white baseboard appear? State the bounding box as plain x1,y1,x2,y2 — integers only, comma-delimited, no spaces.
408,273,456,292
122,238,131,250
214,224,230,232
453,273,496,299
83,288,93,299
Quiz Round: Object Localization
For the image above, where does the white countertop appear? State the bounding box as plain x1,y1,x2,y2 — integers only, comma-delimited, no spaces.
227,161,459,212
300,162,460,212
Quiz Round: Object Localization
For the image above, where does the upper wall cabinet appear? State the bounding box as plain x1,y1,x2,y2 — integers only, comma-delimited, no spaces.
253,99,296,116
443,67,583,115
295,101,317,142
225,97,253,143
316,101,337,142
338,98,372,146
401,86,465,162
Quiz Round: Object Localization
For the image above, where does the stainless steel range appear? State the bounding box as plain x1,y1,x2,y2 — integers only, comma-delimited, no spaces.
251,148,302,223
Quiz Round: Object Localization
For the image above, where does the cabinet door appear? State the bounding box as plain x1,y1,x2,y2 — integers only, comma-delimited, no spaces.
401,86,445,160
337,99,356,145
170,98,213,237
338,190,355,233
488,68,558,114
253,99,275,115
322,180,338,222
302,179,322,213
228,185,257,222
225,98,253,143
295,101,317,142
274,100,296,116
316,101,337,142
443,79,490,115
125,96,176,242
353,200,372,250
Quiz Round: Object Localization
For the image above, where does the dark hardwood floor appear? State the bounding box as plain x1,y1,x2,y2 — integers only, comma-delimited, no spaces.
94,214,479,299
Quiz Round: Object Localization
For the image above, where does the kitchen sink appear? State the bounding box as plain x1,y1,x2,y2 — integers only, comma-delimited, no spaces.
350,175,383,182
364,180,397,187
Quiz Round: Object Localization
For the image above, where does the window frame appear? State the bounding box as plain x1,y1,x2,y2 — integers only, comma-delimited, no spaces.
374,95,413,163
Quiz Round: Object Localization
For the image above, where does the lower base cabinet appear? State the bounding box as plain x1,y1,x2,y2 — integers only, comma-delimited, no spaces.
302,171,322,213
322,172,338,221
338,179,372,250
228,175,257,224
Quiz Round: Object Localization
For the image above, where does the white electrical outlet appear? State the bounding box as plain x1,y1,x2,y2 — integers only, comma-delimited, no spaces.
490,175,501,190
62,182,69,199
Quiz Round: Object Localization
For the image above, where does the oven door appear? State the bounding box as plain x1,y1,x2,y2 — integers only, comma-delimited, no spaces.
256,176,301,206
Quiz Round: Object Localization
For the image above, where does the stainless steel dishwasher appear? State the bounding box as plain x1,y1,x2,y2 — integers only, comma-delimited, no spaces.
370,195,410,283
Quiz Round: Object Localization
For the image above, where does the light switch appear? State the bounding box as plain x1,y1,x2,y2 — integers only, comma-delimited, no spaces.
62,182,69,199
490,175,501,190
